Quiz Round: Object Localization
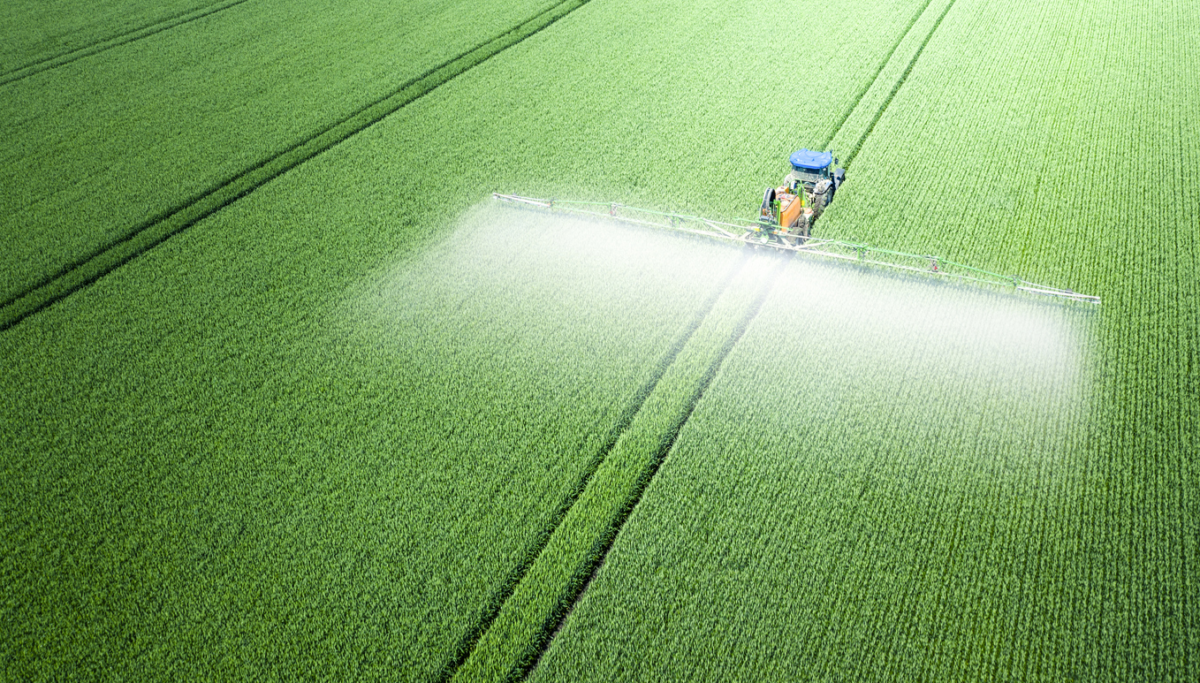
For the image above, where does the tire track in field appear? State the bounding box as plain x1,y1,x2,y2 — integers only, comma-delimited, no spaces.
840,0,960,167
450,5,961,674
0,0,253,87
438,247,749,682
482,5,963,674
0,0,594,332
819,0,936,151
513,254,789,681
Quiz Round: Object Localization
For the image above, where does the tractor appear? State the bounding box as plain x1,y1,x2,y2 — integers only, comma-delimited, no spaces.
757,149,845,245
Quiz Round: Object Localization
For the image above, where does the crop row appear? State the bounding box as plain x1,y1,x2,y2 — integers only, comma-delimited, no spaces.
825,0,957,166
376,0,939,226
0,0,597,331
0,202,735,679
453,248,784,682
1,0,951,676
6,0,1195,679
0,0,224,75
534,260,1101,681
534,0,1200,678
0,0,558,305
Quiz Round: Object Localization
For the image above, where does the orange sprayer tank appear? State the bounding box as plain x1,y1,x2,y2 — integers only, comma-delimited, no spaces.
779,187,803,228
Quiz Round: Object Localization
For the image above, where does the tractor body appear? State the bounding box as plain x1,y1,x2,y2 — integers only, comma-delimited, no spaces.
757,149,845,244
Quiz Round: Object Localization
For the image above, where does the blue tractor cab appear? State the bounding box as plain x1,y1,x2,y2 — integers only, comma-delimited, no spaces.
786,149,843,191
790,149,833,171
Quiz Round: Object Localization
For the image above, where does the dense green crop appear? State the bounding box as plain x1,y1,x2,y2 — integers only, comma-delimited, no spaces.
0,203,737,679
532,0,1199,680
0,0,558,304
2,0,1196,679
0,0,227,75
2,0,941,676
532,262,1102,681
454,251,785,682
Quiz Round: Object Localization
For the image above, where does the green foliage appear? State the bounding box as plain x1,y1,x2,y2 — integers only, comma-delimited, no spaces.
531,0,1200,680
3,0,1197,680
0,0,558,304
0,0,224,73
532,264,1101,682
0,203,735,679
453,252,784,682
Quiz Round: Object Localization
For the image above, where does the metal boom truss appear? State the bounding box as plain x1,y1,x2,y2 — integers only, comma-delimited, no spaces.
492,193,1101,305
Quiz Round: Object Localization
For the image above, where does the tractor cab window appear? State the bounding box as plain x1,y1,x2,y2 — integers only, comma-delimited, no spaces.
794,168,825,186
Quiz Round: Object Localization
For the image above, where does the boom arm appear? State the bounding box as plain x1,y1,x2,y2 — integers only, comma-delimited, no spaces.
491,193,1101,305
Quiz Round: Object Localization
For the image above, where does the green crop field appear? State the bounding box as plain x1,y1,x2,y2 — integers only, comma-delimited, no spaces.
2,0,1196,680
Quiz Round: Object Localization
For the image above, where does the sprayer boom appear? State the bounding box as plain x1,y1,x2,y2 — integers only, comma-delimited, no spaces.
491,193,1100,305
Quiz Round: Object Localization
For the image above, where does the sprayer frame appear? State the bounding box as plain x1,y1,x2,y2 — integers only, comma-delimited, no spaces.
491,193,1101,306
